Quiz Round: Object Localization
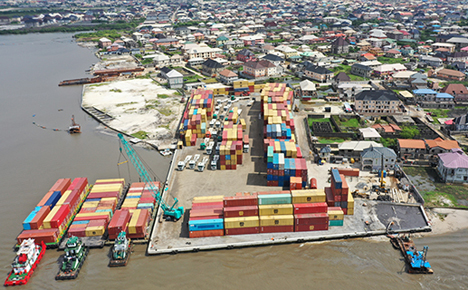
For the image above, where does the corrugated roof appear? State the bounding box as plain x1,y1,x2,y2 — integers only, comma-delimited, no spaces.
425,138,459,150
439,150,468,169
398,139,426,149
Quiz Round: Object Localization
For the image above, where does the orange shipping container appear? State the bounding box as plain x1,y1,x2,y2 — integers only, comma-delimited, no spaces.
49,178,72,194
37,191,54,208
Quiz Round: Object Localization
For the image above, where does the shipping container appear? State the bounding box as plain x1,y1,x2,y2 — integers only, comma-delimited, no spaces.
108,210,131,237
190,208,223,218
223,205,258,217
291,189,326,203
189,219,224,231
17,228,59,245
294,213,329,225
329,220,344,227
223,195,258,207
225,227,259,235
49,178,72,194
224,216,259,229
328,208,344,220
294,223,328,232
193,195,224,203
260,225,294,233
29,206,51,230
44,191,62,208
259,204,293,216
192,201,224,210
259,215,294,226
257,193,291,205
293,203,328,214
85,226,105,237
189,229,224,238
22,207,42,231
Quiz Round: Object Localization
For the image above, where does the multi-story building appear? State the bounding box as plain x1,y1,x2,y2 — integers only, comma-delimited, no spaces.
437,149,468,183
354,90,402,116
304,64,333,82
441,84,468,102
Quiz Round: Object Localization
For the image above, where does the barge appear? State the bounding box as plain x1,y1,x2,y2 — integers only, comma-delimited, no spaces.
388,234,433,274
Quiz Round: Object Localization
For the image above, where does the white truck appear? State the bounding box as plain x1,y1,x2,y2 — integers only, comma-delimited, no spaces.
197,156,209,172
188,154,200,170
211,155,219,170
206,141,215,155
177,155,192,171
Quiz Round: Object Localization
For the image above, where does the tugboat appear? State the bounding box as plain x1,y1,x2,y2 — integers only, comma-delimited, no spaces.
388,234,433,274
55,236,89,280
4,239,46,286
68,115,81,134
109,231,132,267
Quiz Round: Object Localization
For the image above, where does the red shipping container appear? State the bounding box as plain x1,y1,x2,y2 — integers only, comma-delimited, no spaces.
134,209,150,234
189,215,223,221
87,191,120,199
192,201,224,209
95,180,124,186
189,229,224,238
68,177,88,193
108,210,131,234
88,219,108,228
190,208,223,218
49,178,72,194
223,206,258,218
310,178,317,189
68,224,87,237
225,227,259,235
139,197,156,204
335,195,342,202
294,213,329,225
50,204,71,228
17,228,59,245
328,207,342,211
260,225,294,233
79,207,97,213
295,223,329,232
75,214,110,223
293,203,328,214
223,196,258,207
37,191,54,207
342,208,348,215
29,206,51,230
231,164,237,170
325,187,334,206
341,192,348,202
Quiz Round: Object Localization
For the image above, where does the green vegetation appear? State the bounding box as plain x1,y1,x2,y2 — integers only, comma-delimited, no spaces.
265,39,285,44
184,75,199,83
159,108,172,116
332,115,361,128
377,57,409,64
0,18,145,35
75,30,121,42
131,131,149,139
203,78,218,84
116,101,137,107
110,89,122,93
424,109,449,118
400,125,420,139
174,91,182,96
332,64,352,74
403,167,468,208
380,138,397,148
144,100,160,110
173,21,202,28
349,74,365,81
317,137,346,144
141,58,153,65
0,8,69,18
308,118,331,127
157,94,170,99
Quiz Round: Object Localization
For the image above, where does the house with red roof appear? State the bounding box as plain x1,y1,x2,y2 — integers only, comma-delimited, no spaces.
398,139,426,159
425,137,460,156
441,83,468,102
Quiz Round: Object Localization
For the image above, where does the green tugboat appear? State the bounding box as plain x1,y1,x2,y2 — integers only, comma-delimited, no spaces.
109,231,132,267
55,236,89,280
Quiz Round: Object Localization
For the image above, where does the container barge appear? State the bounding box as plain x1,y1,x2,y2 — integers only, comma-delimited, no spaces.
58,76,106,86
16,178,90,249
388,234,433,274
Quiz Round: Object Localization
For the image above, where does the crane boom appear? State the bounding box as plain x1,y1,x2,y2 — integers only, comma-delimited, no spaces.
118,133,184,220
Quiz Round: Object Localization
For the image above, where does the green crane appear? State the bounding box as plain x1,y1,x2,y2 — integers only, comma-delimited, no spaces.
118,133,184,220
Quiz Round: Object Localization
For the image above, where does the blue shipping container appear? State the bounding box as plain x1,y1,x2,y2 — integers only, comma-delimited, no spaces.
258,193,292,205
22,206,42,231
44,191,61,208
72,220,89,225
189,219,224,231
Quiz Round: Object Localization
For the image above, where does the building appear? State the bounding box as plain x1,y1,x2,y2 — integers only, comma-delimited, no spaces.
384,49,402,58
299,80,317,101
412,89,455,108
98,37,112,48
371,123,401,135
151,38,180,48
350,63,373,78
150,54,171,68
332,72,351,88
243,61,267,78
218,69,238,85
441,84,468,102
331,37,349,54
418,56,443,67
359,128,381,141
160,67,183,89
426,137,460,157
237,49,257,63
453,113,468,131
202,59,225,77
338,141,383,158
361,146,397,171
373,63,407,77
319,145,331,162
434,69,465,81
398,139,426,159
354,90,402,116
304,64,334,82
261,54,285,67
437,149,468,183
447,52,468,63
185,44,222,59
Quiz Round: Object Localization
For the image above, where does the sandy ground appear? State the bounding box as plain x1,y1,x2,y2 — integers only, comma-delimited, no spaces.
425,207,468,235
82,79,185,146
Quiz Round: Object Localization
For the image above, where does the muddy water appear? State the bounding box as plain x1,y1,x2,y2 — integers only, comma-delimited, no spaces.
0,33,467,290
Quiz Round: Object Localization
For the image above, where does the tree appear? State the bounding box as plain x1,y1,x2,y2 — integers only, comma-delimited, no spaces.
400,126,420,139
380,138,397,148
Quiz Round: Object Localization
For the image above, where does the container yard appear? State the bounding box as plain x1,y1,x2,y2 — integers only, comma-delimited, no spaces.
147,84,431,255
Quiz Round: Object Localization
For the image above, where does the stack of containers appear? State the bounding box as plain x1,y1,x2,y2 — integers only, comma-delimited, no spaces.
127,208,150,239
224,193,259,235
258,191,294,233
328,207,344,227
120,182,159,213
261,83,307,188
347,191,355,215
189,196,224,238
325,169,353,215
18,178,90,246
254,83,265,93
219,122,244,170
233,80,254,95
292,189,329,232
180,88,214,146
107,209,131,240
70,178,123,238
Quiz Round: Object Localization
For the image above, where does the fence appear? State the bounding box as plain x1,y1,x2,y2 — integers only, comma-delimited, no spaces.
396,164,425,205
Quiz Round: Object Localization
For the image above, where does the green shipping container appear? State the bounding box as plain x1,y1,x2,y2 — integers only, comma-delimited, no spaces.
258,194,292,205
329,220,344,227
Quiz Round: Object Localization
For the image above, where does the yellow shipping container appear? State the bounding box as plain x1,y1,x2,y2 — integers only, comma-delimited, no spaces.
122,200,139,206
95,178,125,184
128,209,141,234
328,209,344,220
42,206,61,229
56,190,72,206
85,226,105,237
127,192,142,197
347,208,354,215
192,195,224,202
259,204,293,216
82,201,100,208
224,216,259,229
259,215,294,226
291,189,326,203
76,211,111,220
220,165,226,170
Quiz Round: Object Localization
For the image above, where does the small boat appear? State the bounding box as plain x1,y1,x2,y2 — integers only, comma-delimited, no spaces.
109,231,132,267
68,115,81,134
55,236,89,280
160,148,173,156
4,239,46,286
388,234,433,274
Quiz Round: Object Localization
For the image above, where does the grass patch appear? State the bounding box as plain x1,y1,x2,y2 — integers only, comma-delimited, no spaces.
317,137,346,144
349,74,365,81
308,118,331,127
131,131,149,139
377,57,409,64
158,94,170,99
159,108,172,116
88,83,106,87
110,89,122,93
116,102,137,107
203,78,218,84
145,100,160,110
424,109,449,118
332,65,352,74
174,91,182,96
332,115,361,128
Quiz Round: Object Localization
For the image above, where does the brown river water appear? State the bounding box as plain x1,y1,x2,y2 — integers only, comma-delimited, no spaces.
0,33,467,290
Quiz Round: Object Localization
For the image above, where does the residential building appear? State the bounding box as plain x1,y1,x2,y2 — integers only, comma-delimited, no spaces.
441,84,468,102
237,49,257,63
371,124,402,135
447,52,468,63
160,67,183,89
434,69,465,81
319,145,331,162
202,59,225,77
332,72,351,88
418,56,443,67
151,38,179,48
446,37,468,50
331,37,349,54
216,35,229,47
361,146,397,171
304,64,333,82
431,42,456,53
218,69,238,85
359,128,381,141
240,34,264,46
261,54,285,67
398,139,426,159
275,45,299,59
350,63,373,78
412,89,455,108
453,113,468,131
426,137,460,157
185,44,222,59
354,90,402,116
373,63,407,77
385,49,402,58
299,80,317,101
338,141,383,158
98,37,112,48
243,61,267,78
437,149,468,183
151,54,171,68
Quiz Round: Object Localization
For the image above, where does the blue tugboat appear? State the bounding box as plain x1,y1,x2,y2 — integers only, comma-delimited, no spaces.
388,234,433,274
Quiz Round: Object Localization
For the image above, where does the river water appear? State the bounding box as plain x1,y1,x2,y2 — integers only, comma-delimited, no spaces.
0,33,467,290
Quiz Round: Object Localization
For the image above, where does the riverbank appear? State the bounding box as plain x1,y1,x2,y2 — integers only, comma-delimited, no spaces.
425,207,468,235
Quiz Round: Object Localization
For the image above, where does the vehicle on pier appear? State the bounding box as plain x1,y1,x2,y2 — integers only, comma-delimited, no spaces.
55,236,89,280
4,239,45,286
388,234,433,274
109,231,132,267
68,115,81,134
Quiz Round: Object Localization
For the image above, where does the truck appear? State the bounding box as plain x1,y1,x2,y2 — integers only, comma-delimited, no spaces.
188,154,200,170
177,155,192,171
243,135,250,153
206,141,215,155
211,155,219,170
197,156,209,172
